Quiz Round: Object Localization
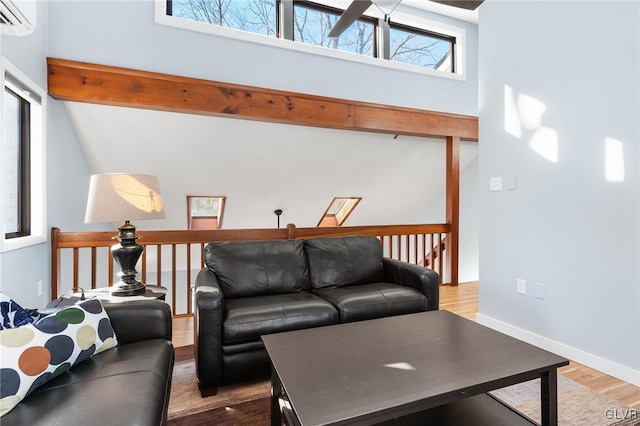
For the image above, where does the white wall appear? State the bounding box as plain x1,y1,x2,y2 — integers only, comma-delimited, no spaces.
413,152,479,282
477,1,639,384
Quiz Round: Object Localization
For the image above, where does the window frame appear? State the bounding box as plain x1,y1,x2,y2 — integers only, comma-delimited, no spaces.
0,57,47,253
291,0,379,58
317,196,361,227
388,21,456,72
155,0,467,80
3,85,31,239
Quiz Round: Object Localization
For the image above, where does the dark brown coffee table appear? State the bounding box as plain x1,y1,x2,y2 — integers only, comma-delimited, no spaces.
262,310,569,426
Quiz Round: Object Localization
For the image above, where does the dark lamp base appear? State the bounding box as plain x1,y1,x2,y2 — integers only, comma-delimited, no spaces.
111,281,146,296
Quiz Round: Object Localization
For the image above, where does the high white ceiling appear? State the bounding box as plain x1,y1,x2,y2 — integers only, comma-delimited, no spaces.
65,102,478,230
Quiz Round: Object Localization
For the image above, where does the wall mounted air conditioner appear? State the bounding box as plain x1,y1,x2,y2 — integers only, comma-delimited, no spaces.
0,0,35,36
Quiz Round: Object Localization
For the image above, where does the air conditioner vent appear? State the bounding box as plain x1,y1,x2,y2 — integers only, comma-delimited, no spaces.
0,0,35,36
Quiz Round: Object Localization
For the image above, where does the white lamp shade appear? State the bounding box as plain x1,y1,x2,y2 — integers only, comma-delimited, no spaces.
85,174,165,224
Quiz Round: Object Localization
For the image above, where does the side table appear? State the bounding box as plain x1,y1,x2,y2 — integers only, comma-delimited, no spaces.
47,285,168,308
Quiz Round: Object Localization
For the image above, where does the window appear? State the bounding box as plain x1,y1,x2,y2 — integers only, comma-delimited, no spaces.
389,23,455,70
1,57,46,252
317,197,361,227
168,0,277,36
160,0,463,76
187,196,226,230
292,1,376,57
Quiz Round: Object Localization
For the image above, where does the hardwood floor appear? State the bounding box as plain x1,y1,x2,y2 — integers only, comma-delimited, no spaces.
171,281,640,415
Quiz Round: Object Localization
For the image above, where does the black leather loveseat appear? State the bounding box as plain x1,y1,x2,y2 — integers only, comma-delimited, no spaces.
194,235,439,395
2,300,175,426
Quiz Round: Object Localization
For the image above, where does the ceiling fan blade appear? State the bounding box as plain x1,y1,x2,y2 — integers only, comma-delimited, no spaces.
429,0,484,10
328,0,373,38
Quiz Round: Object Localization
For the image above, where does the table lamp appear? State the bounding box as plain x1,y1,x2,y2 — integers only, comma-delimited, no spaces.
85,173,165,296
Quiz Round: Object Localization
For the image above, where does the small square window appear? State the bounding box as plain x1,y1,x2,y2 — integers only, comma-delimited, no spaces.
187,196,226,230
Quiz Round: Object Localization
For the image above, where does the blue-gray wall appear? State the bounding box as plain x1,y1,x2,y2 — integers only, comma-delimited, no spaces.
47,0,478,114
477,1,639,383
0,1,101,306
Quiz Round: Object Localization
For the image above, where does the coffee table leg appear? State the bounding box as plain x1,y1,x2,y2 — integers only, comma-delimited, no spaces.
541,368,558,426
271,366,282,426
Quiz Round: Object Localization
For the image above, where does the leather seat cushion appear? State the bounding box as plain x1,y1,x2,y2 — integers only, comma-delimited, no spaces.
2,339,174,426
313,282,428,323
304,236,385,289
223,292,338,344
205,239,311,298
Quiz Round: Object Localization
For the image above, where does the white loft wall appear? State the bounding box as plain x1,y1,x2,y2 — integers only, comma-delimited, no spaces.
47,0,478,115
413,153,478,283
477,1,639,384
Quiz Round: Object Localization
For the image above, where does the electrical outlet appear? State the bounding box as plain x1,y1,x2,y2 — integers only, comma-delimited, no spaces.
535,282,545,299
37,280,43,296
489,177,503,191
516,279,526,295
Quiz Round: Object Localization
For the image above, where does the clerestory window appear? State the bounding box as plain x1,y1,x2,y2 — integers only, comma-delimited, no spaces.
389,22,455,70
161,0,461,74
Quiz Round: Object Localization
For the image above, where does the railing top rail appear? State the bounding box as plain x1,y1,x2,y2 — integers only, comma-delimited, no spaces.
52,223,449,249
293,224,449,238
54,228,290,248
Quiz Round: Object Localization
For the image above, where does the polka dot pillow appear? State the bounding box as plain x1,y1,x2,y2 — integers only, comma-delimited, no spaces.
0,298,118,417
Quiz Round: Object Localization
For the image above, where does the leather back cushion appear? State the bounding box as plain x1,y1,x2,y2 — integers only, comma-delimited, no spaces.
304,236,385,289
205,240,310,298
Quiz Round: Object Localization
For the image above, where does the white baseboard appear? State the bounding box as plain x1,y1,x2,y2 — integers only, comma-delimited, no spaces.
475,313,640,387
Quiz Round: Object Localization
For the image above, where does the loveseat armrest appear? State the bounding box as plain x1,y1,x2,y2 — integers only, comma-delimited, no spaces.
383,258,439,311
194,268,225,391
104,300,172,345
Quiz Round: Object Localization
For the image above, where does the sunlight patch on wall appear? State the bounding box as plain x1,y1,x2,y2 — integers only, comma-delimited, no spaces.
504,85,558,163
529,127,558,163
517,94,546,130
504,85,522,138
605,137,625,182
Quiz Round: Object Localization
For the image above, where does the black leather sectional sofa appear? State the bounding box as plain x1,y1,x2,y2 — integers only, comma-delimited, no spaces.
3,300,174,426
194,235,439,395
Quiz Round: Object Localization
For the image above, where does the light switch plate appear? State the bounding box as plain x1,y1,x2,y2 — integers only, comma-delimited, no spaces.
517,279,526,295
490,177,503,191
506,175,517,190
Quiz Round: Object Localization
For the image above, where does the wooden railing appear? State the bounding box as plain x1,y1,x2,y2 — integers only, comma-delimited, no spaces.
51,223,449,317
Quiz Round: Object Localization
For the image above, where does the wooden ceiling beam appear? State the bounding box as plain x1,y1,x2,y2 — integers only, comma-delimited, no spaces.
47,57,478,140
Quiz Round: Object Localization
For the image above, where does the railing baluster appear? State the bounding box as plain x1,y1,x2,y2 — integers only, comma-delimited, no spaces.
430,233,435,272
73,248,79,290
405,235,409,263
156,245,162,286
437,233,443,284
187,244,192,315
91,247,97,289
171,244,177,314
142,248,147,283
108,250,113,286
